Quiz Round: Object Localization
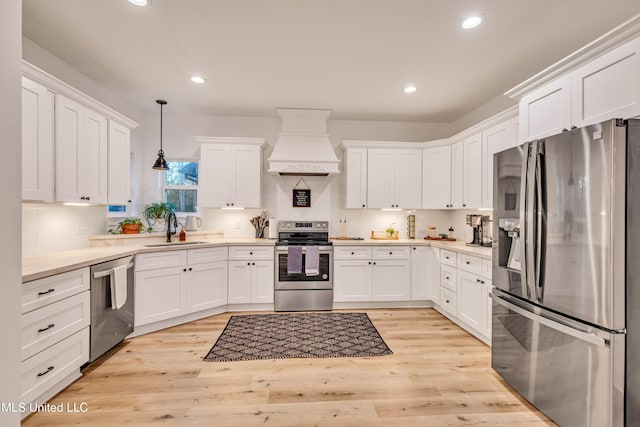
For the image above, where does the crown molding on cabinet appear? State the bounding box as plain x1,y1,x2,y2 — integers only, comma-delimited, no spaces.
505,13,640,100
193,136,266,146
22,60,139,129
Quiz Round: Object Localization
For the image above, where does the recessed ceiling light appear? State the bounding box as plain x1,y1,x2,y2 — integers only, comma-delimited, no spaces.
128,0,148,6
404,85,417,94
462,15,482,29
190,75,206,84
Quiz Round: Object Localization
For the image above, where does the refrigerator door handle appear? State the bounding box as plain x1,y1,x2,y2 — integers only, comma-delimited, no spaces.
535,142,547,302
525,141,538,300
519,142,531,299
492,293,608,348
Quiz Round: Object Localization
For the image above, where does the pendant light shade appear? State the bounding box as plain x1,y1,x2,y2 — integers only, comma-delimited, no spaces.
152,99,169,170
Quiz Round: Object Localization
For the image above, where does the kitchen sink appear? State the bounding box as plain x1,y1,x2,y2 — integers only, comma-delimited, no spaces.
144,241,209,247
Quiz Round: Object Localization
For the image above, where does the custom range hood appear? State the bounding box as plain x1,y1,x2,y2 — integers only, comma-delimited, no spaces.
268,108,340,176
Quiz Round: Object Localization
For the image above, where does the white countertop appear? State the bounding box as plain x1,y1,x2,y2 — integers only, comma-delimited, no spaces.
23,236,492,283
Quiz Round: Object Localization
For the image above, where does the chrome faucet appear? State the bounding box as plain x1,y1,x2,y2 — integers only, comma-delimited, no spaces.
166,212,178,242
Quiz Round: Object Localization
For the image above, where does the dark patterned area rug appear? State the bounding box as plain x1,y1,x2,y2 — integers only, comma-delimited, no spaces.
203,312,392,362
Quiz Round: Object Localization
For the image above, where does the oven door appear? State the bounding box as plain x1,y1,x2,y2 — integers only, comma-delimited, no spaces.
275,246,333,290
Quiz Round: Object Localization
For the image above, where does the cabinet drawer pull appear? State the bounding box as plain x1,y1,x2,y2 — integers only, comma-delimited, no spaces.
38,288,55,296
37,366,55,377
37,323,55,333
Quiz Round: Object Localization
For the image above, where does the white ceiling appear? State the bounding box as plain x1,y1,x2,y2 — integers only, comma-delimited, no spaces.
22,0,640,122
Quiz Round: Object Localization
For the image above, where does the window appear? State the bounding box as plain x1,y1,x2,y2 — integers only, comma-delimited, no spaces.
164,160,198,213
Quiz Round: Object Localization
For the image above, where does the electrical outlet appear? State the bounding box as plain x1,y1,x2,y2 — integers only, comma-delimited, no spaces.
76,222,88,235
234,222,241,230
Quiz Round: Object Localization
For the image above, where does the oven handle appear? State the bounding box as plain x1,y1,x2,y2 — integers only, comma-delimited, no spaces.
275,246,333,252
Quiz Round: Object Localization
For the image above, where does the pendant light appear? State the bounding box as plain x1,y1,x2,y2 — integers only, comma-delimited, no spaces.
152,99,169,170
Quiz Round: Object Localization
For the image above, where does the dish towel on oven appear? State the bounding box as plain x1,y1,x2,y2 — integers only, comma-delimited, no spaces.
110,264,129,310
287,246,303,274
305,246,320,276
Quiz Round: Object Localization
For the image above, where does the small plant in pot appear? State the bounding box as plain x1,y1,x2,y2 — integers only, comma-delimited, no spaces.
109,218,147,235
143,201,176,232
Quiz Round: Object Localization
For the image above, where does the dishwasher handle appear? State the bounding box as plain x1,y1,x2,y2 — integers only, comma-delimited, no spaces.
92,262,134,279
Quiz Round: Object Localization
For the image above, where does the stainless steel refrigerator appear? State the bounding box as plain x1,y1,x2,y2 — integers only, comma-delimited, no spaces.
492,118,640,427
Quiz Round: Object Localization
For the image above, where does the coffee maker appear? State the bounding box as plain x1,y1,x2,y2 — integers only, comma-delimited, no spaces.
466,214,491,246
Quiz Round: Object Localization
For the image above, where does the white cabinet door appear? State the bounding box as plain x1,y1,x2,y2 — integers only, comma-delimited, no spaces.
372,259,410,301
426,247,441,305
199,145,231,208
334,260,371,302
367,149,394,208
56,95,108,204
344,148,368,208
107,120,131,205
481,118,518,209
519,74,572,142
410,246,429,300
80,109,108,204
422,145,452,209
252,260,274,304
135,266,186,326
232,145,261,208
457,270,483,332
22,77,54,202
394,149,422,209
462,133,482,209
187,261,227,313
572,37,640,128
482,279,492,340
227,261,252,304
450,140,464,208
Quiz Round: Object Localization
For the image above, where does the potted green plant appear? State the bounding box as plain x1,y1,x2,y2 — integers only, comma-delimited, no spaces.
109,218,147,235
143,201,176,231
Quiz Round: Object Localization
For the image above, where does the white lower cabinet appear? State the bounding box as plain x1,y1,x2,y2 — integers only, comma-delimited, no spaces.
334,246,410,303
227,246,274,305
437,249,492,343
410,246,440,303
135,247,229,327
20,268,91,415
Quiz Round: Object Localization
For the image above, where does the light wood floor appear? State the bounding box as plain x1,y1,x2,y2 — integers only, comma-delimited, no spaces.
22,308,555,426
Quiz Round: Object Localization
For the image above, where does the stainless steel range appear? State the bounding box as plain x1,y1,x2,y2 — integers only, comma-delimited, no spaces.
274,220,333,311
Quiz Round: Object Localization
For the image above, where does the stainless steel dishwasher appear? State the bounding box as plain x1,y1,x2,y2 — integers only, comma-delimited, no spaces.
90,255,135,362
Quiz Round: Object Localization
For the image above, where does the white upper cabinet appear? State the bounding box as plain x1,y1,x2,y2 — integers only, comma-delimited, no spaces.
518,74,572,142
344,147,368,208
56,95,108,204
571,37,640,128
481,117,518,209
367,148,421,209
107,120,131,206
450,140,464,208
462,133,482,209
197,137,265,209
422,145,452,209
517,35,640,142
22,77,54,202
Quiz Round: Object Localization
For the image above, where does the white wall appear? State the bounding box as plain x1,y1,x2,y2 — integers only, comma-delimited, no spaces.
1,0,23,425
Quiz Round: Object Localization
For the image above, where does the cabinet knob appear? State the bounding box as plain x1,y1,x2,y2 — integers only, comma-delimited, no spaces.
445,256,450,260
571,125,577,130
389,251,393,255
128,200,132,203
446,300,450,304
189,267,192,271
562,128,569,132
247,262,250,266
86,196,90,201
466,261,470,265
249,252,253,255
412,247,416,250
462,204,466,207
476,279,481,283
226,203,230,206
373,262,377,265
252,262,255,266
80,196,85,200
231,203,234,206
446,276,450,280
362,204,365,208
351,252,355,255
183,268,187,272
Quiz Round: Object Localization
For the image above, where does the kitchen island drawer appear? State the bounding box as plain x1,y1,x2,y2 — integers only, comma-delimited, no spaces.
457,253,483,276
135,250,187,271
440,249,457,267
441,265,457,292
228,246,274,260
334,246,372,260
22,268,90,314
440,288,458,317
21,327,89,404
21,291,90,361
371,246,409,260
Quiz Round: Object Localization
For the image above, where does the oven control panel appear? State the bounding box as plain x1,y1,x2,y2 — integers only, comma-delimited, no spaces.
278,221,328,231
